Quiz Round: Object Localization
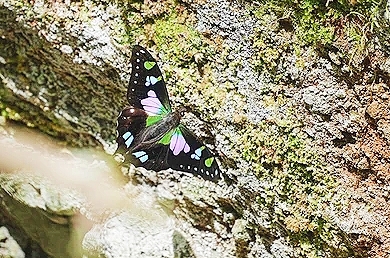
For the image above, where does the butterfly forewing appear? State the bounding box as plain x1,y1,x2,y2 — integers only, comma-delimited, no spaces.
127,45,171,115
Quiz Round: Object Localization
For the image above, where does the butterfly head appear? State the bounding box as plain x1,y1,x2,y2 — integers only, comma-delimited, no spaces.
178,106,188,117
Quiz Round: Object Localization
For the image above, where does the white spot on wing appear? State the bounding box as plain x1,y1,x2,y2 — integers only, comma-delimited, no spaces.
123,132,131,140
125,135,134,147
133,151,146,158
133,151,148,163
139,155,148,163
145,76,159,87
191,147,203,160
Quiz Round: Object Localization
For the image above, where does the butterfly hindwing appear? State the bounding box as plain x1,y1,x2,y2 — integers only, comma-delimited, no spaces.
116,106,147,153
116,106,168,169
127,45,171,116
131,146,170,171
119,121,221,181
165,125,221,182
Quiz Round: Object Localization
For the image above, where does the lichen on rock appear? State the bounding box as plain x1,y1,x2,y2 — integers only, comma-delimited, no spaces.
1,0,390,257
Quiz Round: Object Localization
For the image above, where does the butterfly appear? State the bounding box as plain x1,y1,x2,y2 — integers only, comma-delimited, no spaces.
116,45,221,182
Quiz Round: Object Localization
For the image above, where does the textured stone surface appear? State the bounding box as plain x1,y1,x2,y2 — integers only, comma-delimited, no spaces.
1,0,390,257
0,227,25,258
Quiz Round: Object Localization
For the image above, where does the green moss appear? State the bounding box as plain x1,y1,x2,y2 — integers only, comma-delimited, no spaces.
0,102,22,121
252,35,285,75
152,13,224,117
251,0,383,73
252,1,334,46
236,114,357,256
154,14,204,64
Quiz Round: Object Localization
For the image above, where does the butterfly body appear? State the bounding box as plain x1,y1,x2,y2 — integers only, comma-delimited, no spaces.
127,108,183,152
116,45,221,181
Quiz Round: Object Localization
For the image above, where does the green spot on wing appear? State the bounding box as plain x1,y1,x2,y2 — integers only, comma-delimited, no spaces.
144,61,156,70
205,157,214,168
159,128,175,145
146,115,164,126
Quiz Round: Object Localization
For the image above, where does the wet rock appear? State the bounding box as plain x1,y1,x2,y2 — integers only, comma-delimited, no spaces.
0,227,25,258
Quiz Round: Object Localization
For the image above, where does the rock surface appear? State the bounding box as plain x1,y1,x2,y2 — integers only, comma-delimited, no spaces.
1,0,390,257
0,226,25,258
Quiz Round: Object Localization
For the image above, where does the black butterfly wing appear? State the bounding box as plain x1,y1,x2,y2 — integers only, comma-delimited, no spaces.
116,106,147,154
127,45,172,115
166,124,221,182
117,45,221,182
130,146,170,171
116,106,171,170
129,124,221,181
117,114,221,181
117,45,173,166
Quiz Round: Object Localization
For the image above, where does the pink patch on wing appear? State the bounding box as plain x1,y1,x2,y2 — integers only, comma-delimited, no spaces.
170,130,189,156
147,91,157,97
184,143,190,153
140,90,162,114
